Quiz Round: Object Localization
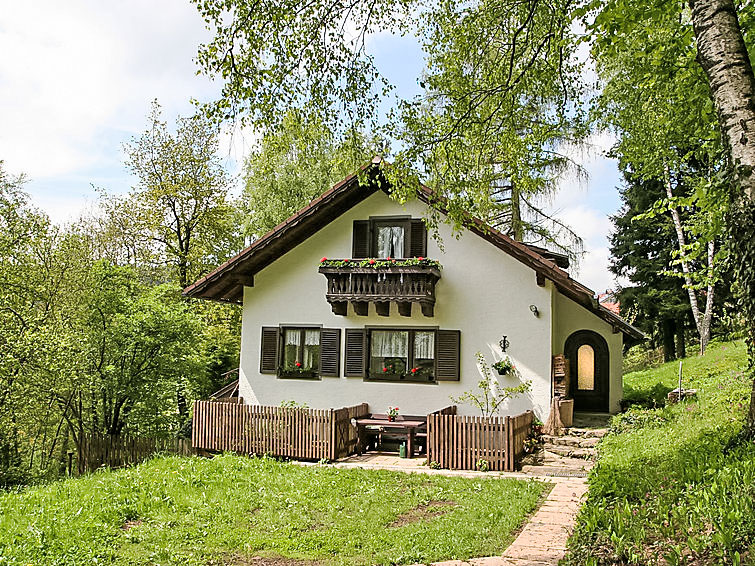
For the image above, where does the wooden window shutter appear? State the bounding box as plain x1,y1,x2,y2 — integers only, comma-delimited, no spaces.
344,329,366,377
352,220,371,258
435,330,461,380
260,327,279,374
319,328,341,377
410,219,427,257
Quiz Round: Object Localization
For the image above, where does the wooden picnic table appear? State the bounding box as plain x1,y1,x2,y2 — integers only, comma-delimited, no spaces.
354,417,426,458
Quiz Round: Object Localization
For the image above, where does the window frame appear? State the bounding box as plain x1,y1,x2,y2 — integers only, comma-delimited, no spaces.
365,326,438,383
370,216,411,259
278,326,322,380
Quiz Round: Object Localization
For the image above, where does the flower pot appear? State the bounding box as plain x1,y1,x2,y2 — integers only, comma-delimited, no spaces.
496,368,510,376
388,415,396,422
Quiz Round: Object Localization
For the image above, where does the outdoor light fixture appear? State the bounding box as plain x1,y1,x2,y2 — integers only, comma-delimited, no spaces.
499,336,509,352
529,304,539,317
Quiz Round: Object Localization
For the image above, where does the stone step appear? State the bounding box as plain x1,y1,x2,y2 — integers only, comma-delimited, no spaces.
544,446,596,459
521,464,591,477
542,435,600,448
540,450,594,465
563,427,608,438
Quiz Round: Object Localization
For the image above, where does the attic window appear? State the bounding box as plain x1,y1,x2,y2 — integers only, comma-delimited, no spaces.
352,217,427,258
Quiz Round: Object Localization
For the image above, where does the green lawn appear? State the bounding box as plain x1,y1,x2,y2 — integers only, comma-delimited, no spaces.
0,455,548,566
565,340,755,565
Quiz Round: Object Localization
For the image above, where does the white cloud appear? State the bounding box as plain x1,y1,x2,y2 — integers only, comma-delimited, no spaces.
0,0,218,182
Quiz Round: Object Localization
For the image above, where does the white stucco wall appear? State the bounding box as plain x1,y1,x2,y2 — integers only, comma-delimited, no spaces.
236,190,618,419
552,292,624,413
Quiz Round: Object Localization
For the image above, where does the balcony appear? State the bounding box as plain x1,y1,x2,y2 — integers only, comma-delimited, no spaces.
318,259,441,317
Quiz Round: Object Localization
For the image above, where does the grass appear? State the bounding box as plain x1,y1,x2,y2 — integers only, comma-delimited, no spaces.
565,340,755,566
0,455,548,566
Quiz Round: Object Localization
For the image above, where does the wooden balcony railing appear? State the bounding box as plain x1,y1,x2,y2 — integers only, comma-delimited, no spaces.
318,263,441,317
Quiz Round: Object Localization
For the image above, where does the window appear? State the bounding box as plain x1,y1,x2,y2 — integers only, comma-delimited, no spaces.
374,222,406,258
281,327,320,378
368,329,436,382
352,218,427,259
260,326,341,378
577,344,595,390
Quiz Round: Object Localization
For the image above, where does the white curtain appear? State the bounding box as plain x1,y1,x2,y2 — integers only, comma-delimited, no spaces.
414,331,434,359
285,330,300,346
376,226,405,258
304,329,319,345
371,330,408,357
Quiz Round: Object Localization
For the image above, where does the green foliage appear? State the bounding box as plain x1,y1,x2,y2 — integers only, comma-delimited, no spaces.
243,109,375,239
119,100,242,288
0,156,241,485
391,0,587,256
0,455,547,565
193,0,587,258
565,340,755,564
451,352,531,417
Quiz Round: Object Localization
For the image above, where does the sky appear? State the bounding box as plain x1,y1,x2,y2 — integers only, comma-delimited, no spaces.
0,0,624,294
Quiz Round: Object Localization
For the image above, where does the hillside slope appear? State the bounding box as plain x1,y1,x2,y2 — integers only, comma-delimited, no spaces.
565,340,755,565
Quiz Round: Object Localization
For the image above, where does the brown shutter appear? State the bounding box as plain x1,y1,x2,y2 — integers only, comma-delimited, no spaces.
352,220,371,258
435,330,460,380
344,328,366,377
260,327,279,374
319,328,341,377
410,219,427,257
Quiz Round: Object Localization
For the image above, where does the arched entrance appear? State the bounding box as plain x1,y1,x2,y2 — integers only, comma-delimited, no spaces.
565,330,609,413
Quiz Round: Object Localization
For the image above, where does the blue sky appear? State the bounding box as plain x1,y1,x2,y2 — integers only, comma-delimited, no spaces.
0,0,623,293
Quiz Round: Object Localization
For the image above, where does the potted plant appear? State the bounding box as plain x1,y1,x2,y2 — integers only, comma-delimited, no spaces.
492,356,515,376
387,407,399,421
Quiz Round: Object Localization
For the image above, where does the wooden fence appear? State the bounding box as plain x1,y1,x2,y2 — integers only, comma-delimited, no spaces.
427,410,534,472
191,400,369,461
79,434,193,473
505,410,534,472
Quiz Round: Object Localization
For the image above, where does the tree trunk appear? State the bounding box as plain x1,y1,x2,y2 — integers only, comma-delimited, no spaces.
510,182,524,241
699,240,716,355
690,0,755,200
663,164,707,350
689,0,755,432
662,318,677,362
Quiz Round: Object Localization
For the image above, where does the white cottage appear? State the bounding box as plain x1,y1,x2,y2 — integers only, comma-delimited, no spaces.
185,159,643,420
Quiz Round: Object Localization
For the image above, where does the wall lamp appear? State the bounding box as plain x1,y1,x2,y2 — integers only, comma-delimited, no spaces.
529,304,540,318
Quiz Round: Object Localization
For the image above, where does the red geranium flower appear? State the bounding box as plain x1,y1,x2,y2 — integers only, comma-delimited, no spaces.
386,256,391,260
369,259,376,264
418,256,424,260
320,257,327,262
344,258,349,262
411,367,418,373
383,367,388,372
295,361,302,368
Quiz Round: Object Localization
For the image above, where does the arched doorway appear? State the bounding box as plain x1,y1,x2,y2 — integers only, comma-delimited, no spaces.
565,330,609,413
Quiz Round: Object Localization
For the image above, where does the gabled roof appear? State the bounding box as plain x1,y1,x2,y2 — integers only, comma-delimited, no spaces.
184,158,644,340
